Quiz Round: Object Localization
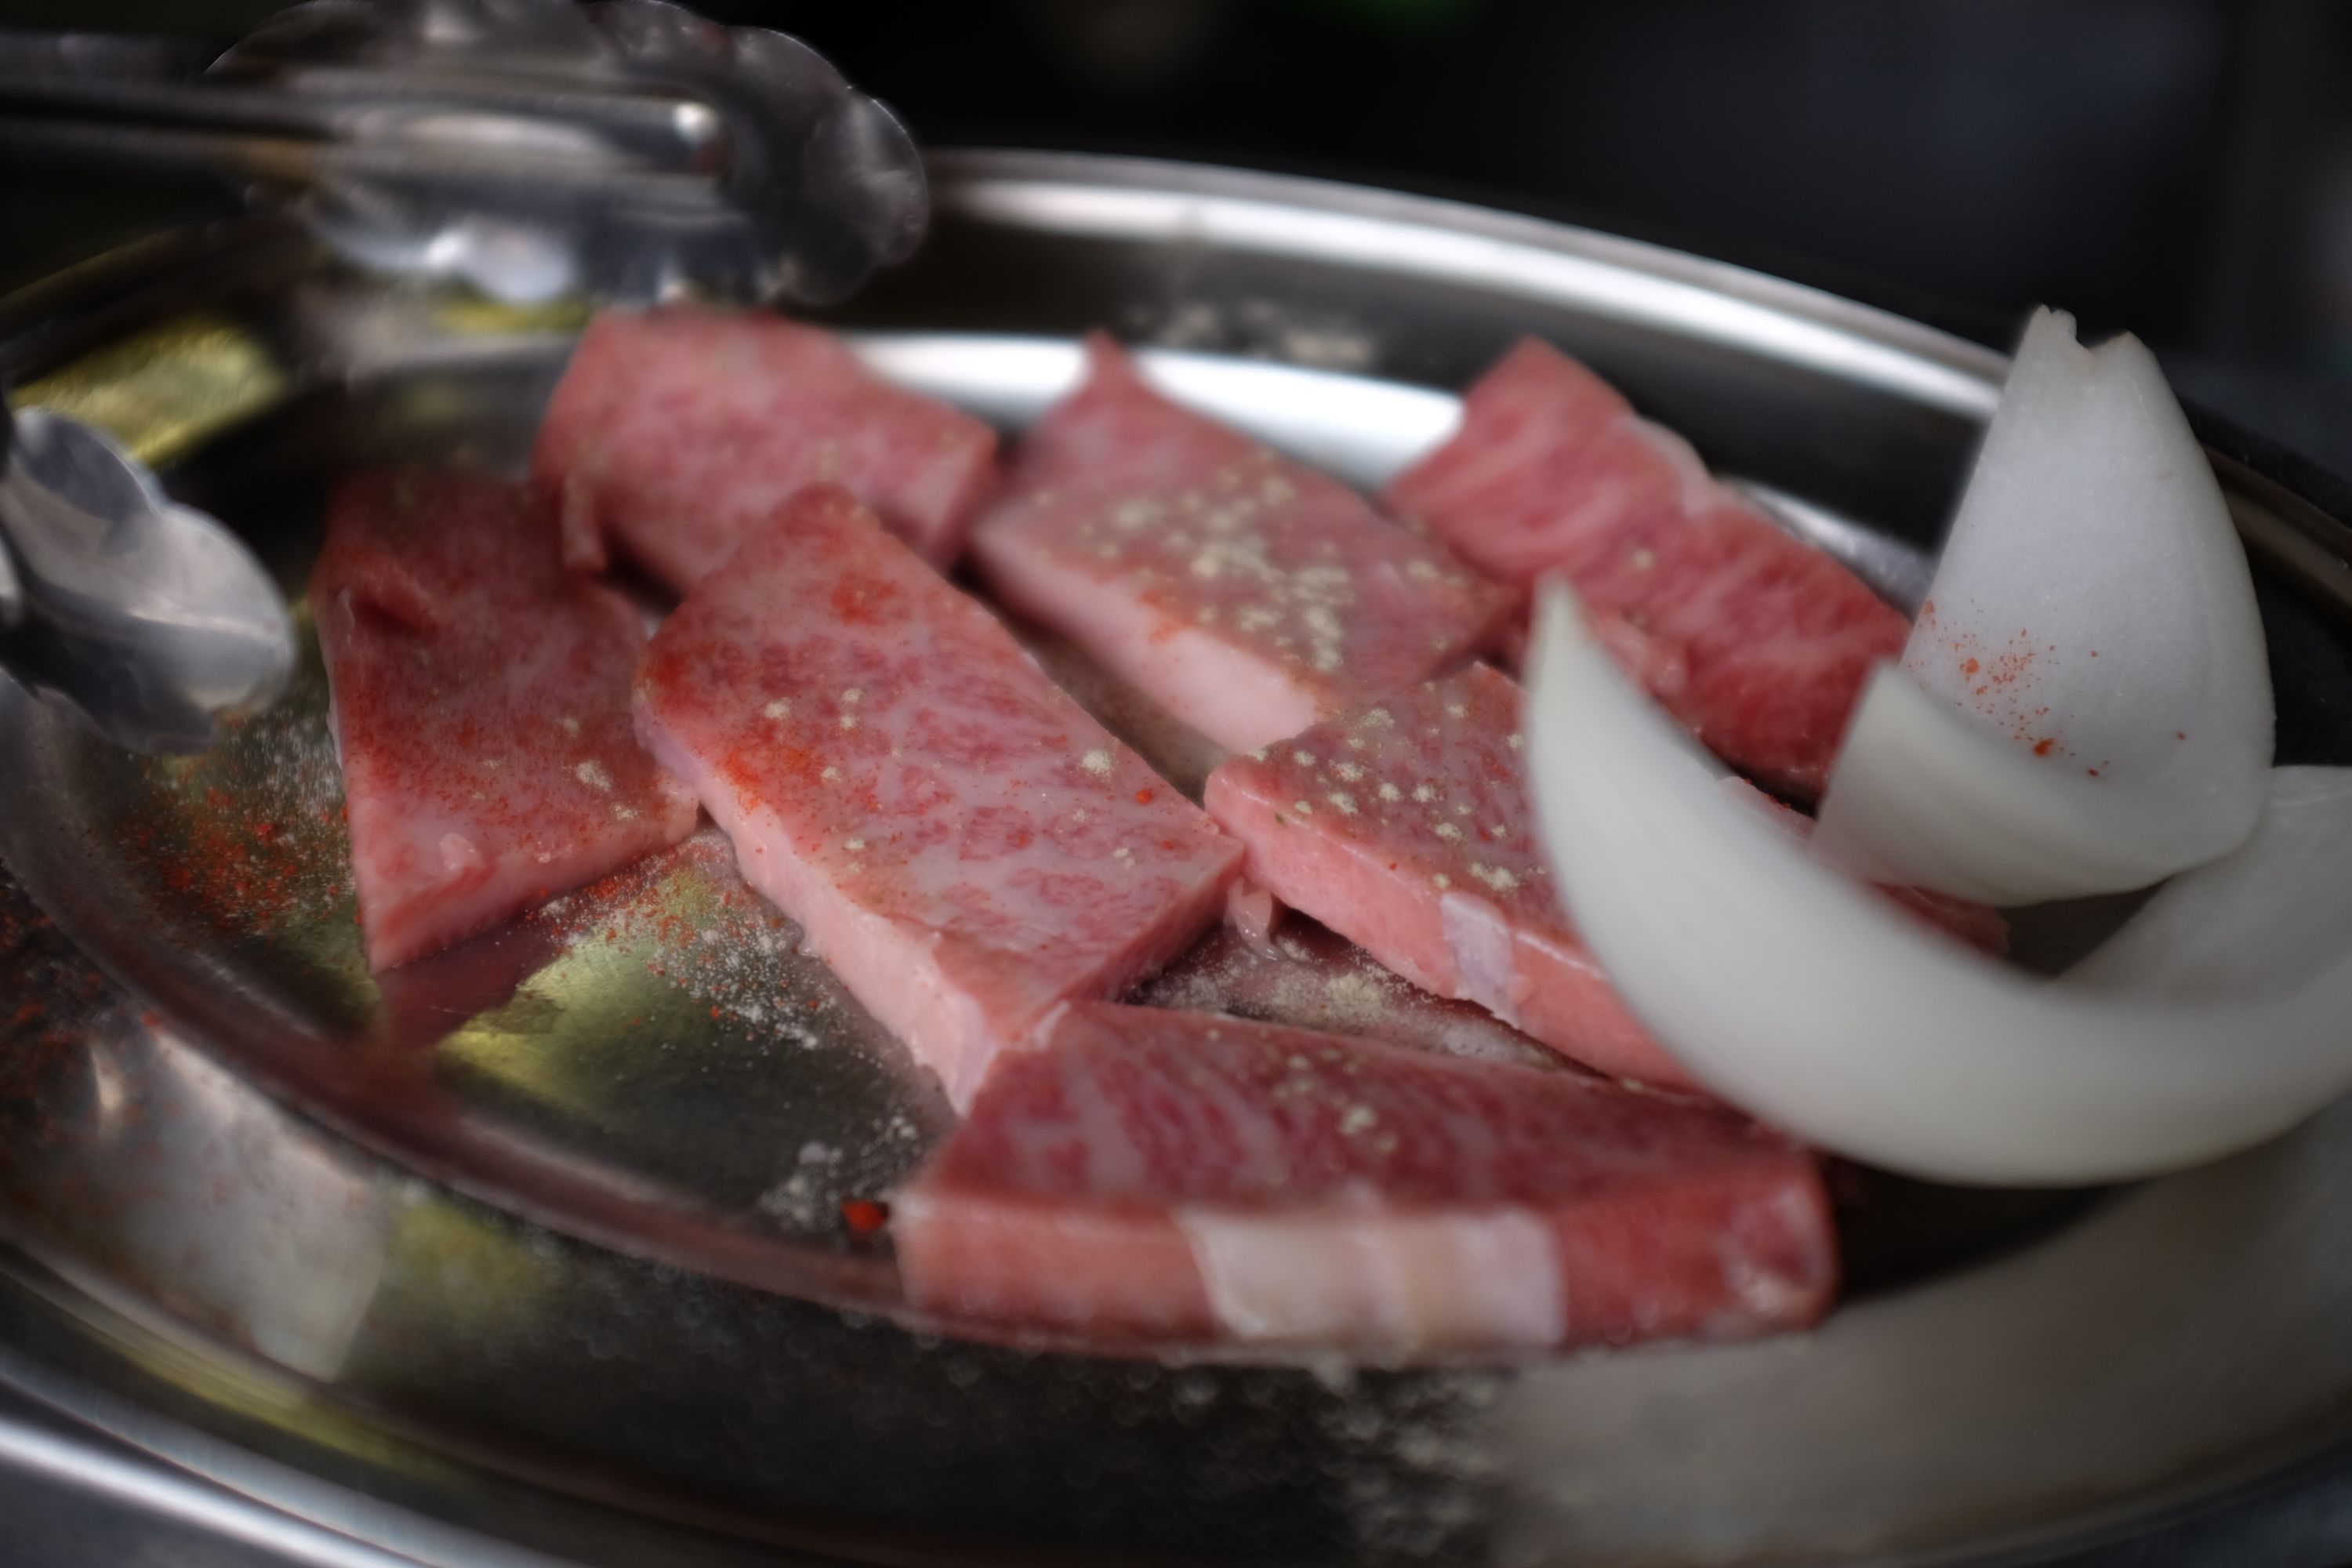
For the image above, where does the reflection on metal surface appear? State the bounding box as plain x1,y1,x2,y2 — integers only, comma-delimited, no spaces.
0,1323,599,1568
13,311,289,468
932,152,2009,419
1500,1106,2352,1565
0,892,377,1384
847,331,1461,487
2214,457,2352,626
73,1028,387,1381
0,1410,474,1568
0,152,2347,1566
1735,479,1937,612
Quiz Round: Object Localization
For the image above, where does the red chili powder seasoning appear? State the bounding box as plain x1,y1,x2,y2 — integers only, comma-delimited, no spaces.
126,690,350,940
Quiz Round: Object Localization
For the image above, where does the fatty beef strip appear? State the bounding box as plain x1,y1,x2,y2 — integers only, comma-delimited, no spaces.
311,470,699,970
894,1001,1836,1352
1207,664,2004,1088
972,334,1512,754
634,484,1242,1111
533,305,1000,587
1386,338,1907,797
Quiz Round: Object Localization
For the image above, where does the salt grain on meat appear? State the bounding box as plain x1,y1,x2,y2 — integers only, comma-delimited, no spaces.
1206,663,1689,1087
971,334,1512,754
1205,665,2004,1088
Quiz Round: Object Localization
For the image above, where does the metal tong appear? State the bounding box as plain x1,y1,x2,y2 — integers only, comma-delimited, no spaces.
0,0,930,307
0,0,927,753
0,402,293,753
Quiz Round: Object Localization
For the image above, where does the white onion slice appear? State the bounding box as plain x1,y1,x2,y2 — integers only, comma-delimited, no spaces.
1813,307,2272,906
2065,768,2352,1000
1526,585,2352,1185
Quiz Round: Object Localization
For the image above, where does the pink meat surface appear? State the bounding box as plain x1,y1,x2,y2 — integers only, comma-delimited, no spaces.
633,485,1242,1110
531,306,998,586
971,335,1513,754
894,1001,1835,1352
1203,665,2005,1089
1204,662,1686,1087
1385,337,1908,797
312,471,699,971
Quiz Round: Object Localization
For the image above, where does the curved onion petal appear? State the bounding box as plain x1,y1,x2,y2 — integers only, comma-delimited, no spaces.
1813,307,2272,906
2066,768,2352,1000
1526,585,2352,1185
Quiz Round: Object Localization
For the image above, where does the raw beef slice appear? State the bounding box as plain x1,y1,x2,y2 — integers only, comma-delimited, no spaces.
971,334,1513,754
894,1002,1835,1351
1385,337,1908,797
1204,665,2005,1090
634,484,1242,1109
1205,662,1690,1087
312,470,699,970
531,305,998,586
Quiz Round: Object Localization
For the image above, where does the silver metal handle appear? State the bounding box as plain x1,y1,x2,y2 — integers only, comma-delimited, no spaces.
0,2,929,309
0,30,730,192
0,405,294,754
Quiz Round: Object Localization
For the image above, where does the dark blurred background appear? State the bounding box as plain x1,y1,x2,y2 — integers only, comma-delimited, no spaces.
768,0,2352,372
7,0,2352,426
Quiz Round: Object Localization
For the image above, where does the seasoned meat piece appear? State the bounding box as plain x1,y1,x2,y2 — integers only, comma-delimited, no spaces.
1206,665,2004,1087
895,1002,1836,1352
1387,338,1907,797
313,470,698,970
634,485,1241,1109
532,306,998,586
972,334,1512,753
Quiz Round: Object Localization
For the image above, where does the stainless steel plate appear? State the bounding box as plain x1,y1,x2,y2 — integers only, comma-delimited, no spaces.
3,151,2352,1566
